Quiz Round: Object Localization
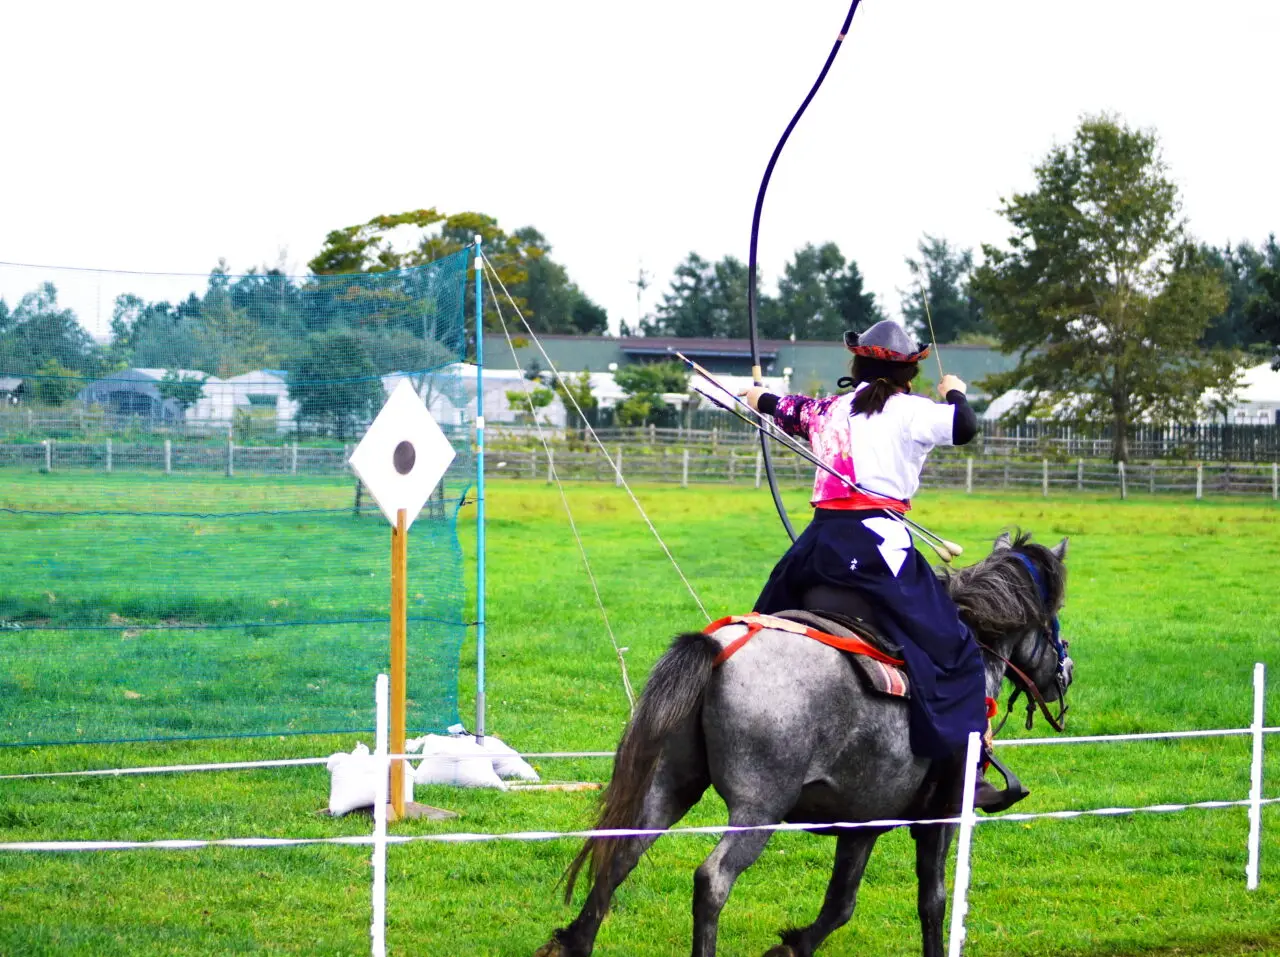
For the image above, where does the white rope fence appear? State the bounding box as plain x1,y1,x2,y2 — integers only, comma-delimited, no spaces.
0,664,1271,957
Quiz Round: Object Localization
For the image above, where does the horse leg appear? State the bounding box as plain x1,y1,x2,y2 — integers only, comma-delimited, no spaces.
762,830,882,957
911,823,957,957
690,809,778,957
541,760,707,957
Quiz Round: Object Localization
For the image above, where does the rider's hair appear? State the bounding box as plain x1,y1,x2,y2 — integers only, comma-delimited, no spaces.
839,355,919,416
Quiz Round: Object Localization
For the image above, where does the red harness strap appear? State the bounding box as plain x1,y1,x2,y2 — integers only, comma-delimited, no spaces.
705,613,905,668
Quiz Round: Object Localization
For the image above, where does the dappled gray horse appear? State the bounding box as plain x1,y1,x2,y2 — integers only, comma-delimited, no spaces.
535,531,1071,957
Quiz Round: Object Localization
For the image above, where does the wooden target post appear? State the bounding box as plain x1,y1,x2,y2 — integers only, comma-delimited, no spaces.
349,379,460,823
390,507,408,819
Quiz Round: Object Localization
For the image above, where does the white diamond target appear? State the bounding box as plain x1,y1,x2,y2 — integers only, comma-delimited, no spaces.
348,380,456,530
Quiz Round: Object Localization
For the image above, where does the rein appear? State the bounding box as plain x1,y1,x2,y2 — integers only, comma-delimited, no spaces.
980,550,1070,734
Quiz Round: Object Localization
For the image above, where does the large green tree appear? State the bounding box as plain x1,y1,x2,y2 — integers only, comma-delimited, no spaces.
285,331,384,440
613,360,690,426
0,283,100,377
643,245,881,341
1246,263,1280,363
308,209,605,337
763,242,884,341
1199,236,1280,350
972,115,1238,462
902,235,990,344
641,254,752,338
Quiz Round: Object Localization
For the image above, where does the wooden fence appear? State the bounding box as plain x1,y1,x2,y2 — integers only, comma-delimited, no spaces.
3,438,1278,500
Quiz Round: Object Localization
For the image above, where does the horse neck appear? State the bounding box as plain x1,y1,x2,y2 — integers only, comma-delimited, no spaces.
978,627,1030,700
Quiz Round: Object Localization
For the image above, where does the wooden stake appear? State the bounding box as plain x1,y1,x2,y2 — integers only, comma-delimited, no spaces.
390,507,408,821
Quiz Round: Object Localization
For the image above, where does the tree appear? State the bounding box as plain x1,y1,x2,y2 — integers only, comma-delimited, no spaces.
0,282,100,376
641,254,752,338
1246,264,1280,365
763,242,884,341
285,331,384,439
32,359,80,406
971,115,1237,462
308,209,602,337
157,370,207,416
901,235,989,343
1199,236,1280,349
613,361,689,426
509,227,608,335
505,384,555,425
550,369,598,422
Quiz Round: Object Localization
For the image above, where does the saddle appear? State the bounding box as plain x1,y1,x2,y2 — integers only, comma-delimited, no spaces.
703,610,911,701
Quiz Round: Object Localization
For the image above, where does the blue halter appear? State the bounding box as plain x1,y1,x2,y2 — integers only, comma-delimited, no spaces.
1011,551,1067,666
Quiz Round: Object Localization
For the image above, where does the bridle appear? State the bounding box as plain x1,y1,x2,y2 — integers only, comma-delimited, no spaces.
981,550,1072,734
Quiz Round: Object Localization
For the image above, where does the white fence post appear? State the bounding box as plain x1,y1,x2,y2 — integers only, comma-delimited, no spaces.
1273,463,1278,501
1247,662,1266,891
164,439,172,475
371,673,389,957
1196,464,1204,501
105,438,112,473
755,448,763,489
966,457,974,494
728,450,736,483
1149,462,1156,495
226,438,234,477
1042,459,1049,497
546,447,555,484
1118,461,1127,500
615,446,623,487
1077,459,1084,491
947,731,982,957
291,443,298,476
681,448,690,488
43,439,52,472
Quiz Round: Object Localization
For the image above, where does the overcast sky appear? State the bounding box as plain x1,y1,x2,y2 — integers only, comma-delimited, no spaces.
2,0,1278,339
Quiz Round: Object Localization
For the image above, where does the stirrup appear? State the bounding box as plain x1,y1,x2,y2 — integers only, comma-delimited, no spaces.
974,747,1029,814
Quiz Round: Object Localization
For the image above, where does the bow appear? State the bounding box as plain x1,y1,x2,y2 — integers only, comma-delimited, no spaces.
748,0,864,542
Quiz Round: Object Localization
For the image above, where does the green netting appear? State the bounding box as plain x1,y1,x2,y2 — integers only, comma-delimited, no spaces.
0,252,477,745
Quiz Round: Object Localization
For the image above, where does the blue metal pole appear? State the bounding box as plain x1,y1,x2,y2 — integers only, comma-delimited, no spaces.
473,237,486,741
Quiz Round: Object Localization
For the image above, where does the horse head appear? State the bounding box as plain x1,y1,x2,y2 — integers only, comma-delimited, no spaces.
948,530,1073,730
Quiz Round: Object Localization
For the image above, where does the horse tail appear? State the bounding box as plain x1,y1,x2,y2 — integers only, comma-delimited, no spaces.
563,631,717,903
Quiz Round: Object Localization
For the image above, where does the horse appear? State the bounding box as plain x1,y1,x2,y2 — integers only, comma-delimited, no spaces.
534,530,1072,957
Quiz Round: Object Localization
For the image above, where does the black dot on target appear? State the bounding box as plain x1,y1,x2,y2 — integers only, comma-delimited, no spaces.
393,441,416,475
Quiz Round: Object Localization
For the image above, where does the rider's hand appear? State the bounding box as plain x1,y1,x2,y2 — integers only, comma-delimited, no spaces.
738,386,768,411
937,374,967,398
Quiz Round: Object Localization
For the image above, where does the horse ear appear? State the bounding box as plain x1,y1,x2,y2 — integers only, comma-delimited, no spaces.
993,531,1013,550
1051,537,1069,560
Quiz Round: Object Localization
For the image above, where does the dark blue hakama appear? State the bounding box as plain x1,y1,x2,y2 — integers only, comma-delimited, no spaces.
754,509,986,760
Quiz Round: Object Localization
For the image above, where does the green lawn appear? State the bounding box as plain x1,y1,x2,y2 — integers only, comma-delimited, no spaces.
0,475,1278,955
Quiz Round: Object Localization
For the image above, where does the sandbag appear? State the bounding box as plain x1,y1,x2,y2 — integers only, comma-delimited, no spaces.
326,742,415,816
407,734,506,790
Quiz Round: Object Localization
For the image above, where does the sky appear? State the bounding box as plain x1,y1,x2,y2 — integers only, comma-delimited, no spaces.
2,0,1278,340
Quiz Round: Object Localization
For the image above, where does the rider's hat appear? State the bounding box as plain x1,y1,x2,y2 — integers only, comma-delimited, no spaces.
843,320,930,363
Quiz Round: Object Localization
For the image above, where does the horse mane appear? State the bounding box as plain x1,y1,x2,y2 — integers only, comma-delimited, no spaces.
944,530,1066,640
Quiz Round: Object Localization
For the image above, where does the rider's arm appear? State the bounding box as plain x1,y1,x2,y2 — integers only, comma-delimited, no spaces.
947,391,978,446
759,392,820,440
910,374,979,448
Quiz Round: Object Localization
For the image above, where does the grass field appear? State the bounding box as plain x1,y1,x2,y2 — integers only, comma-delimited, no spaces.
1,475,1278,956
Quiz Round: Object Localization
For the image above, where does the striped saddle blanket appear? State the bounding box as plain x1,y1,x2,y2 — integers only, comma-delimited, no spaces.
703,611,910,700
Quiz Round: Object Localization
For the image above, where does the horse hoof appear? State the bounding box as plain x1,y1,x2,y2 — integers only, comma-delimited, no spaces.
761,947,797,957
533,940,566,957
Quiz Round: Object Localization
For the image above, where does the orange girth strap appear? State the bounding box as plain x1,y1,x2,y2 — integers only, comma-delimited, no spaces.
705,613,905,669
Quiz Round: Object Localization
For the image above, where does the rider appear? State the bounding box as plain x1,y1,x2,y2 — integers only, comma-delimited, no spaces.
740,319,1025,812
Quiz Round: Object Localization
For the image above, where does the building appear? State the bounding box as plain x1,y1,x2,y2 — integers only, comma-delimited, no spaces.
78,368,212,419
0,377,26,404
188,370,300,432
484,333,1015,402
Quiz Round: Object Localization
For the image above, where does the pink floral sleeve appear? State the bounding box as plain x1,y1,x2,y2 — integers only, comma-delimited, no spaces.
770,393,842,441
